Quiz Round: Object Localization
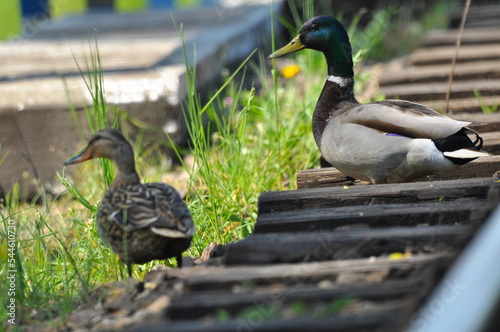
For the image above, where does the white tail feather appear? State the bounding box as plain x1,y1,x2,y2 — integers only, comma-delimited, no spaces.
443,149,490,159
151,227,189,238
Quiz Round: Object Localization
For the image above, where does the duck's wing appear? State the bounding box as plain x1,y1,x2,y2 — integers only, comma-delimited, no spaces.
339,100,472,139
100,183,194,238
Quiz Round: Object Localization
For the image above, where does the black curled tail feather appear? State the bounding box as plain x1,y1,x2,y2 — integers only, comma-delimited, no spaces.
432,128,481,152
432,128,484,165
468,128,483,150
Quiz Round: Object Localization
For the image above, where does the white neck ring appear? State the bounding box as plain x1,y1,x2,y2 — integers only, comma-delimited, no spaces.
327,75,348,87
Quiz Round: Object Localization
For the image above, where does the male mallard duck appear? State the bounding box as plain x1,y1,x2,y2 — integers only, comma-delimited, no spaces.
269,15,489,184
64,128,194,276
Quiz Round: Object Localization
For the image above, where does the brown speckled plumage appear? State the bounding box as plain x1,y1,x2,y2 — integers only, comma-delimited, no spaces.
64,128,194,276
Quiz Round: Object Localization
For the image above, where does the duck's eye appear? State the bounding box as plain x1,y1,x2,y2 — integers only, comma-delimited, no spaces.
89,134,103,145
310,24,320,31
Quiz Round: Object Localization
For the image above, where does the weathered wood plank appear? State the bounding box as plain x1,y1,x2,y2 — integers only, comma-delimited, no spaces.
223,225,471,265
168,253,454,291
295,158,499,189
481,131,500,155
417,96,500,114
410,44,500,66
255,198,483,234
449,4,500,28
134,306,407,332
166,278,427,320
268,177,493,212
295,167,360,189
423,29,500,47
453,112,500,132
378,61,500,85
463,19,500,29
380,79,500,102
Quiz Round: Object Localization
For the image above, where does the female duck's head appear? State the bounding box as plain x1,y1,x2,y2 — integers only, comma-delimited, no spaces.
269,15,354,78
64,128,134,165
64,128,140,189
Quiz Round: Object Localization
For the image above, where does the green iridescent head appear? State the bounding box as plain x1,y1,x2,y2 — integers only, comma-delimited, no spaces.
269,15,354,78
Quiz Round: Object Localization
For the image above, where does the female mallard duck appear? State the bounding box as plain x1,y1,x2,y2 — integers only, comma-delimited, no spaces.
269,15,489,184
64,128,194,276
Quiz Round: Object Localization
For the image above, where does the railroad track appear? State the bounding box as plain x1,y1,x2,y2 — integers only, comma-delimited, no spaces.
123,177,495,331
49,4,500,332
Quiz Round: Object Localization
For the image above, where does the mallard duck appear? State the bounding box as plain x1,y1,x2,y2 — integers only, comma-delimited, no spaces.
64,128,194,276
269,15,489,184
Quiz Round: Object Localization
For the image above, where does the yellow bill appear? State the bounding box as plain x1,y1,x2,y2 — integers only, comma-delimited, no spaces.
269,35,305,59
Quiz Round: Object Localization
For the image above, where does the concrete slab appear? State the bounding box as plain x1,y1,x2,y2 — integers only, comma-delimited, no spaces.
0,1,282,199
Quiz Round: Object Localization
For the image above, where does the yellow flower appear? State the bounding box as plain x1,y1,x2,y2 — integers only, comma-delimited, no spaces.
388,252,405,260
281,64,300,79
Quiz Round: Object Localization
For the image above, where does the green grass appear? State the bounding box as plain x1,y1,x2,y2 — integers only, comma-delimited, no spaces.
474,89,500,114
0,3,444,328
